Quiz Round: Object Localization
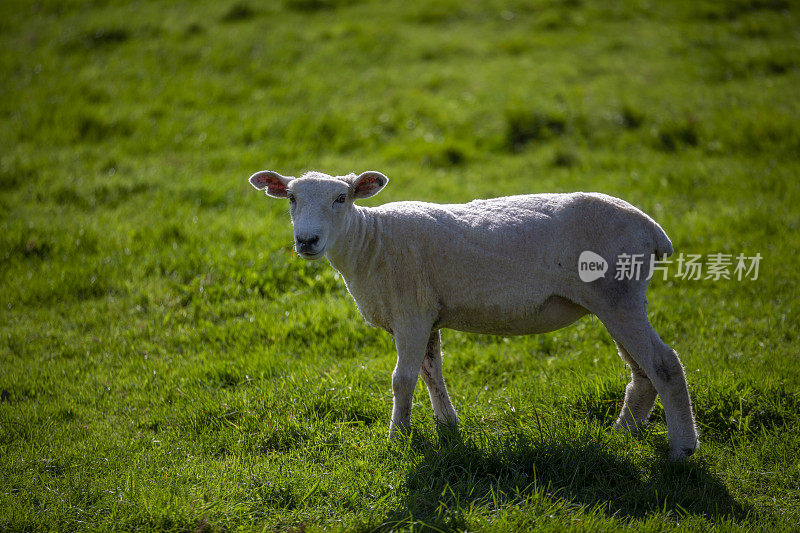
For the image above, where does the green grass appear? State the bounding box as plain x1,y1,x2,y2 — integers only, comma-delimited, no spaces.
2,0,800,530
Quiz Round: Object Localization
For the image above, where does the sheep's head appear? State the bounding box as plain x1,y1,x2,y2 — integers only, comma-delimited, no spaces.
249,170,388,260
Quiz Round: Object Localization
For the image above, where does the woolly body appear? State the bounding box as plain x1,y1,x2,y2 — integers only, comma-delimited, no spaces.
326,193,672,337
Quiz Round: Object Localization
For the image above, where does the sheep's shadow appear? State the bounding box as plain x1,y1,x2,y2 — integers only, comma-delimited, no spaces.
376,428,751,531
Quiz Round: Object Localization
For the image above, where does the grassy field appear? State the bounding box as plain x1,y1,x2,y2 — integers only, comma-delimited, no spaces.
2,0,800,530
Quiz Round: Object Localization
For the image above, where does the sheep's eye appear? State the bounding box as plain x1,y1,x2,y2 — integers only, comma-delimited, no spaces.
334,194,346,204
288,194,296,204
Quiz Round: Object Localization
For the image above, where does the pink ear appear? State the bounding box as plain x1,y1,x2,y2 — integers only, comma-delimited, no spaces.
352,171,388,199
249,171,293,198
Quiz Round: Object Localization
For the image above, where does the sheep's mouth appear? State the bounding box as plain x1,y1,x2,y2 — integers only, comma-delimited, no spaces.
297,249,325,260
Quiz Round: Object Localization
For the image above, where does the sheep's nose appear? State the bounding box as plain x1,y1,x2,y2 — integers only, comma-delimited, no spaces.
296,235,319,247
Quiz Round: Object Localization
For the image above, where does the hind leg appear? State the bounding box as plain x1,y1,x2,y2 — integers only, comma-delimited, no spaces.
614,341,657,435
599,309,699,461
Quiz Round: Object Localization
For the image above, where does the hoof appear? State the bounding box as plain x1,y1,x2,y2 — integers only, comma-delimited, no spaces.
388,423,411,442
433,415,460,430
669,442,699,462
434,421,461,440
614,418,644,437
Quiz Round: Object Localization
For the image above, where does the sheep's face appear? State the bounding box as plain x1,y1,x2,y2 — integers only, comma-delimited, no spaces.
285,177,350,259
249,170,388,260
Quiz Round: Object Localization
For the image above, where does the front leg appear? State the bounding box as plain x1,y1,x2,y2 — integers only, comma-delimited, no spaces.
420,330,458,427
388,320,432,440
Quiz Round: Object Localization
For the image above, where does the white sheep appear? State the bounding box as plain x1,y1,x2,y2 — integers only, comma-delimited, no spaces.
249,169,699,461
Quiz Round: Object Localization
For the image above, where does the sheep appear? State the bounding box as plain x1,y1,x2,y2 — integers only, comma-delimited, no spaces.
248,169,699,461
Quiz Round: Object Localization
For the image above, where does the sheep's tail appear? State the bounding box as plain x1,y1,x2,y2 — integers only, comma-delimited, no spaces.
651,220,674,258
